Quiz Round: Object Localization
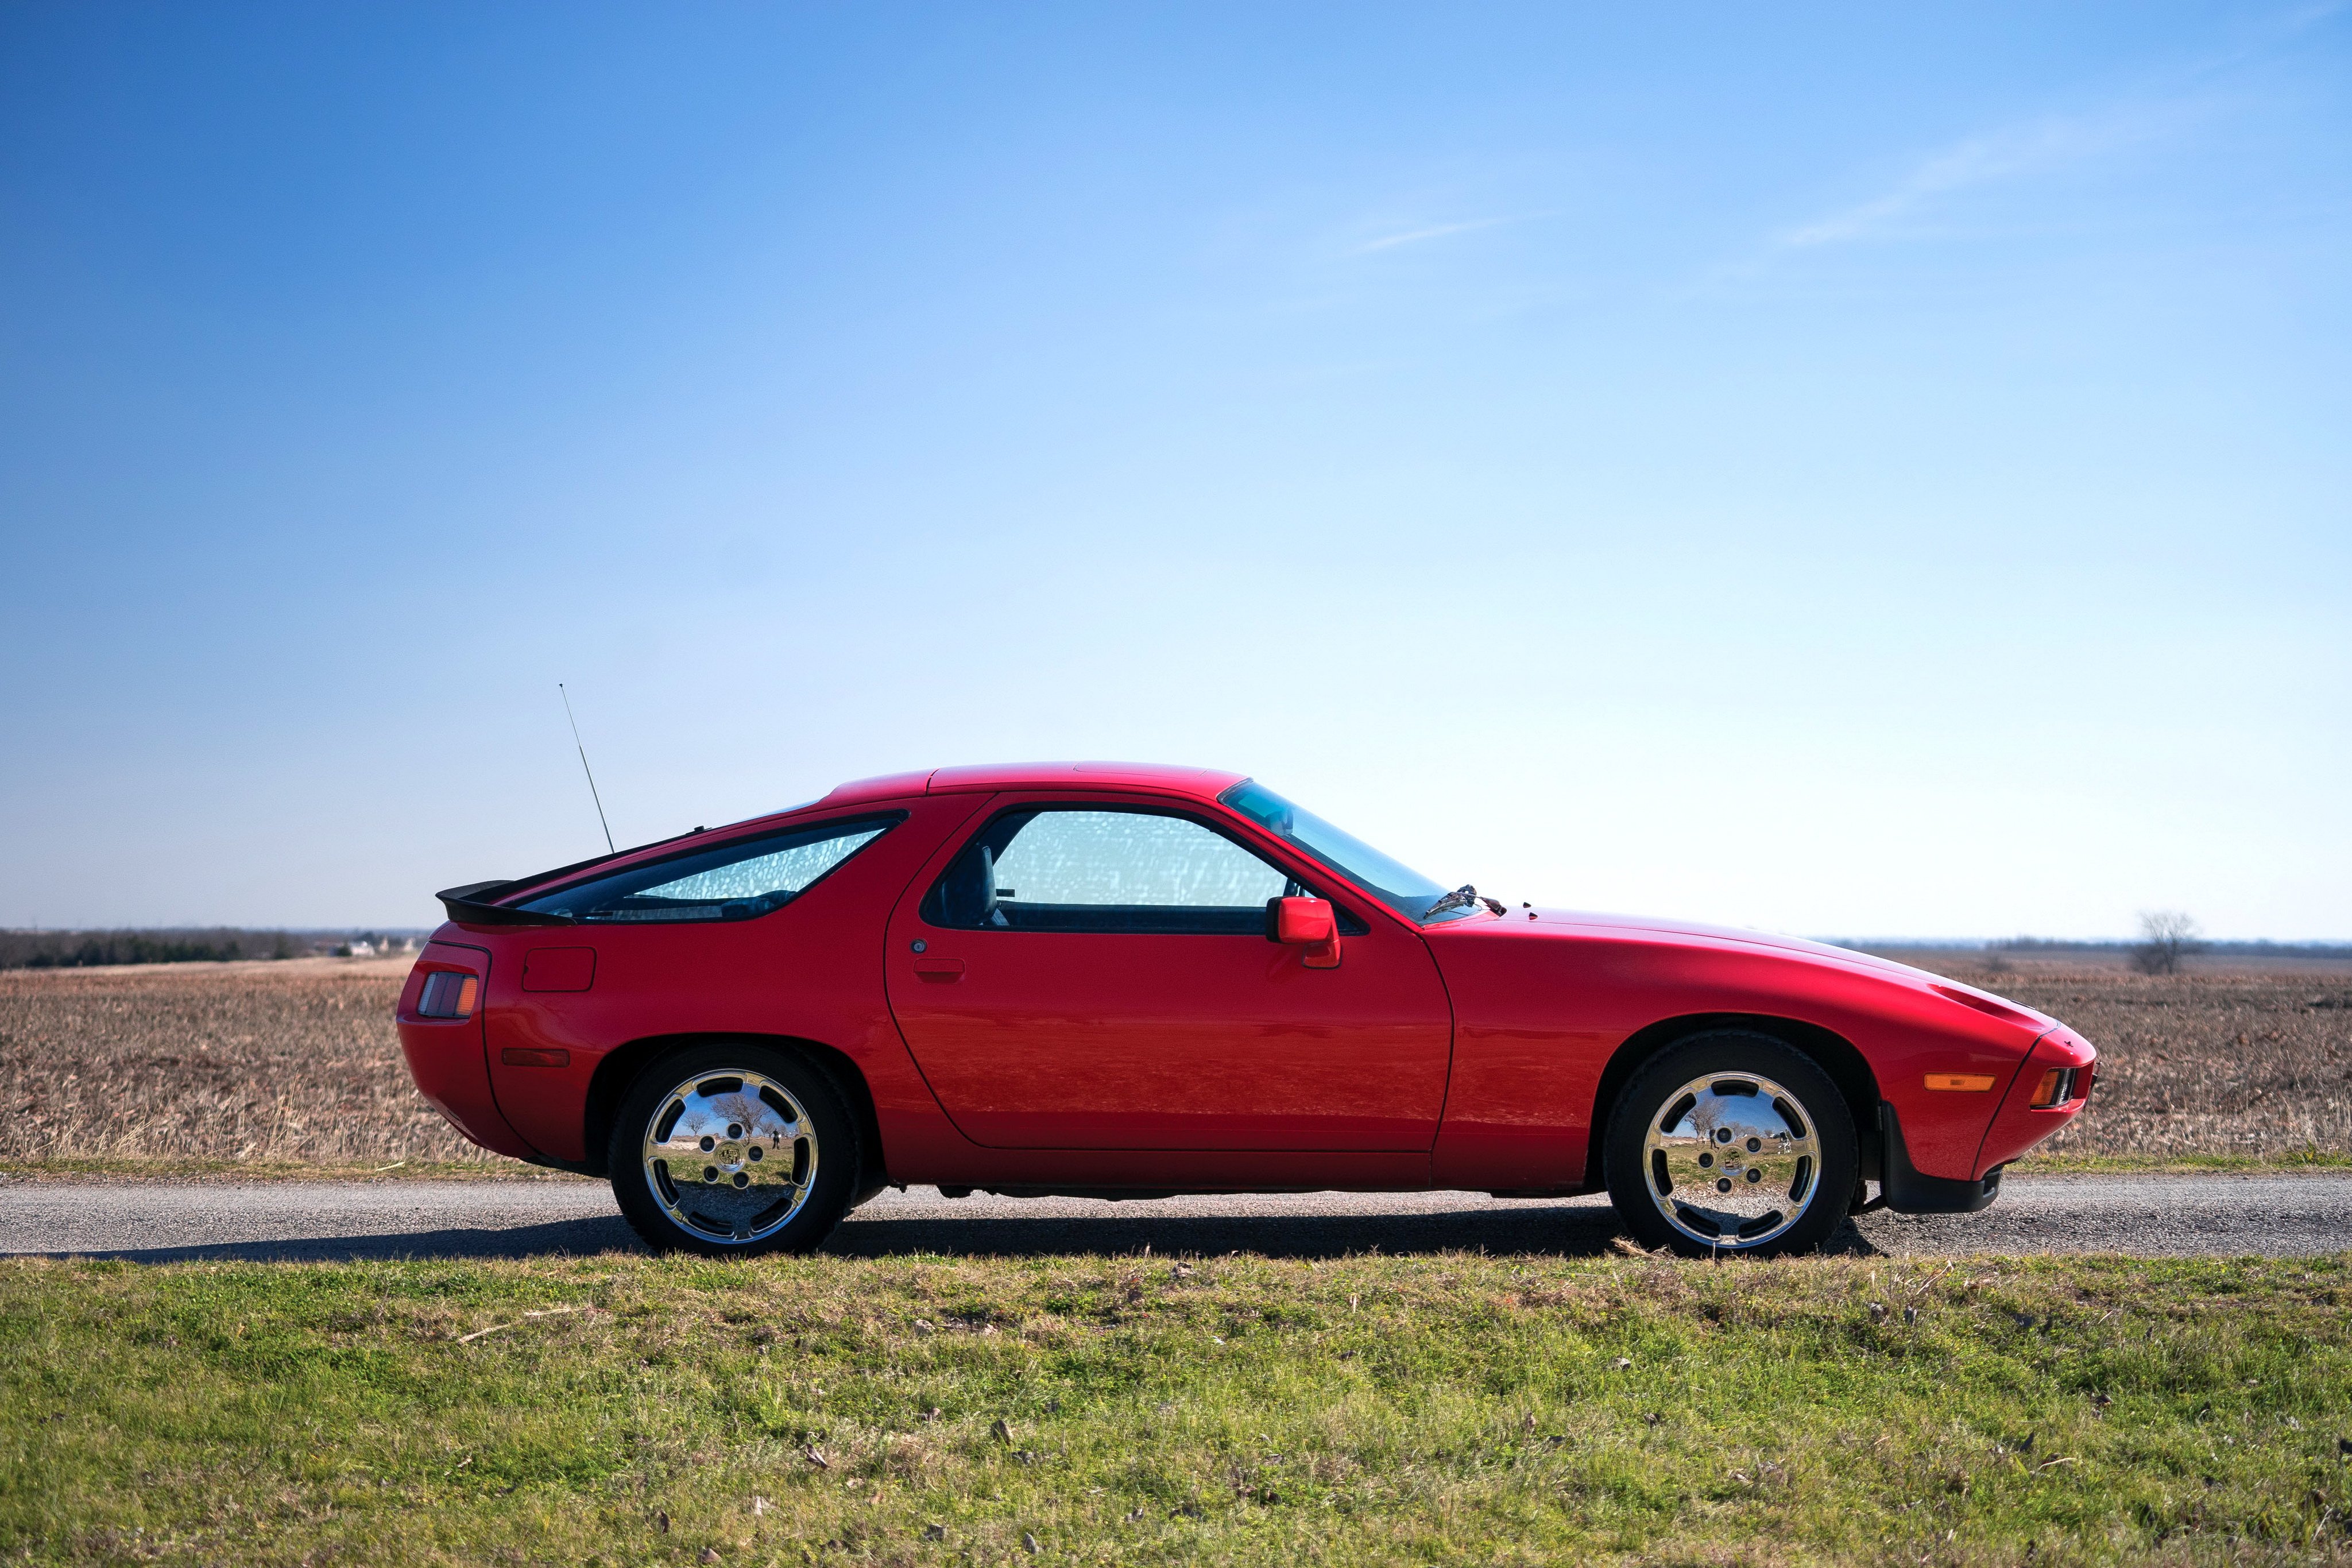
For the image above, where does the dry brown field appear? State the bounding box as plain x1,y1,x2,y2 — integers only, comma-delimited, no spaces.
3,951,2348,1173
0,957,488,1170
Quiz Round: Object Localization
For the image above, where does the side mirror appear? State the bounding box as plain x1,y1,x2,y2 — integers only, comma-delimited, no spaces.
1271,896,1342,969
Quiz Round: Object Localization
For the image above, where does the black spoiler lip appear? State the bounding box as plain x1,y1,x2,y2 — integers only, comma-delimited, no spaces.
434,881,577,928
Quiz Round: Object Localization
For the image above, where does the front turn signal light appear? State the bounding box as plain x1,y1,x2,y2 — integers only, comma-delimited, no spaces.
2029,1067,2079,1108
1924,1073,1997,1092
417,971,480,1020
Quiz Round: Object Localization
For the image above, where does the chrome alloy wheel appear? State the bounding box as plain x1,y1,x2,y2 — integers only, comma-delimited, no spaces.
1640,1072,1821,1249
639,1069,817,1245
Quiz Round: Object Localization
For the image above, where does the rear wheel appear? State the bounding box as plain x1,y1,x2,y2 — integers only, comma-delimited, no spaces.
1603,1031,1857,1258
607,1041,860,1257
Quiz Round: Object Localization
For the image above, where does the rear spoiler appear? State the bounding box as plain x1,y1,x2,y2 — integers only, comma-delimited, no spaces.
434,881,576,928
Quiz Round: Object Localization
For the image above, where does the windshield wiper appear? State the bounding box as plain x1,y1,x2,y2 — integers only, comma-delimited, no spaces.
1421,885,1504,921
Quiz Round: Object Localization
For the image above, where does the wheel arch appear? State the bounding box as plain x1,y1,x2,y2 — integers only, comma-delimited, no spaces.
1589,1012,1883,1179
582,1032,887,1191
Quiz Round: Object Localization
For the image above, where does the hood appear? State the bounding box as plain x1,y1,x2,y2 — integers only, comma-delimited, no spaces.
1521,908,1924,972
1448,906,2056,1033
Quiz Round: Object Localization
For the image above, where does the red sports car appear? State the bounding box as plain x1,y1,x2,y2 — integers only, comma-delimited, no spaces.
399,762,2094,1258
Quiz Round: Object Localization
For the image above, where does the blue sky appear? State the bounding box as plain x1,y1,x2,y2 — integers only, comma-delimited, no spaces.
2,2,2346,938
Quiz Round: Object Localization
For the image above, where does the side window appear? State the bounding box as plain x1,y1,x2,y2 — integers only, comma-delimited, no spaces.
924,808,1297,934
514,814,902,923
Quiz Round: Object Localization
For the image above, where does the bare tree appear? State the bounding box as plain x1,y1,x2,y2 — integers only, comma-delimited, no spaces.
2130,910,2202,975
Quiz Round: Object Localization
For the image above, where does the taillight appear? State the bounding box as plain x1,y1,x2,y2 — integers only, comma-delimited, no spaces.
417,971,480,1020
2029,1067,2079,1109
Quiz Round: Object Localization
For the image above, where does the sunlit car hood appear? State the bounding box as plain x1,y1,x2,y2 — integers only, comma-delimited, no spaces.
1443,907,2057,1032
1512,908,1926,970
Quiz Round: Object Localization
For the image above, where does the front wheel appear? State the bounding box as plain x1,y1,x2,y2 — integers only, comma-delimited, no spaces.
607,1041,861,1257
1603,1031,1858,1258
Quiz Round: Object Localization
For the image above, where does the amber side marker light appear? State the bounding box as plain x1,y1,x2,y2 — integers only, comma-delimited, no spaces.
2029,1067,2081,1108
416,971,479,1020
1924,1073,1997,1092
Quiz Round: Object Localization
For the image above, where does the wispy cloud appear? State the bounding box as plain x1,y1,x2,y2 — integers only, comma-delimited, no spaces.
1762,0,2352,257
1353,211,1549,254
1774,111,2160,251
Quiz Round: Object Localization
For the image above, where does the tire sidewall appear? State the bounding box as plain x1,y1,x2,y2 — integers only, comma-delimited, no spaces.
608,1040,861,1257
1603,1031,1858,1258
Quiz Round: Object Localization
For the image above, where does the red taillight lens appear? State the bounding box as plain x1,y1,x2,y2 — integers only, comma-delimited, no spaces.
417,971,479,1019
2029,1067,2079,1109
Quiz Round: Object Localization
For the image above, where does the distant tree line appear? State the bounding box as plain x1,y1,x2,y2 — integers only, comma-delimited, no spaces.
3,928,308,969
1835,934,2352,962
1988,935,2351,961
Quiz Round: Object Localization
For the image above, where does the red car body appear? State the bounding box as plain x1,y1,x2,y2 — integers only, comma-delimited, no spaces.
398,762,2093,1220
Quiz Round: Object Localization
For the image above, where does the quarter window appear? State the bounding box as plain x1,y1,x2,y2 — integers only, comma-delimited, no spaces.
925,808,1300,934
513,814,902,924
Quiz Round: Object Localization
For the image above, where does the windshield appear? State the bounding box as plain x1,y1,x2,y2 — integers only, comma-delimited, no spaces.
1218,780,1471,923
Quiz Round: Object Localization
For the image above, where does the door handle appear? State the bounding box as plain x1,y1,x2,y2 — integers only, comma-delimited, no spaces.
912,957,966,983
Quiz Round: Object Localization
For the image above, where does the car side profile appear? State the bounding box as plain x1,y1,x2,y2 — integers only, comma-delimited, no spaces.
397,762,2095,1258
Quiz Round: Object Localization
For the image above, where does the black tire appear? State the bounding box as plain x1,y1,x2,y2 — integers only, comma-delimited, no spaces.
607,1040,861,1257
1603,1030,1858,1258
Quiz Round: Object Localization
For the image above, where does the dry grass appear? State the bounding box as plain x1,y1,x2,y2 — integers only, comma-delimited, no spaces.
0,957,495,1168
4,953,2349,1173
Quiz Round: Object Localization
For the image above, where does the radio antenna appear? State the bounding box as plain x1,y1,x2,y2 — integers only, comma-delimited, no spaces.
558,683,616,854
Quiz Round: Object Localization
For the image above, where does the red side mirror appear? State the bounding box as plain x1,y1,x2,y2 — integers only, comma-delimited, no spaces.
1273,896,1342,969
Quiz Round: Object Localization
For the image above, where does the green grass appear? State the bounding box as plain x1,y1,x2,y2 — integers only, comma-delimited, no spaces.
5,1253,2351,1565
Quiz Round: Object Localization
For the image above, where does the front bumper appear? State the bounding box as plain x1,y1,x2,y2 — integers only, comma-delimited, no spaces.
1876,1101,2004,1213
1868,1024,2098,1214
1974,1027,2096,1177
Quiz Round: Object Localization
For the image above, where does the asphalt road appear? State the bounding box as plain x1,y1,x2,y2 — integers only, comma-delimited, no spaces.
3,1174,2349,1263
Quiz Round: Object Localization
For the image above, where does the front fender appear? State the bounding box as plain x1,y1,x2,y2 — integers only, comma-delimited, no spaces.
1426,920,2052,1187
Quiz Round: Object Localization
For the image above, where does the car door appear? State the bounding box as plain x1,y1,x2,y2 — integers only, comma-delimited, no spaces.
883,793,1454,1151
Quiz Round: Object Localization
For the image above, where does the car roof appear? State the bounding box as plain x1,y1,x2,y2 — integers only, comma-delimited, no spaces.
817,761,1246,810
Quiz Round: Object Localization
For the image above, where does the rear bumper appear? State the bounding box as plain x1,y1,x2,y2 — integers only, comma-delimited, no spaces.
1877,1101,2004,1213
397,943,537,1162
398,1017,537,1160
